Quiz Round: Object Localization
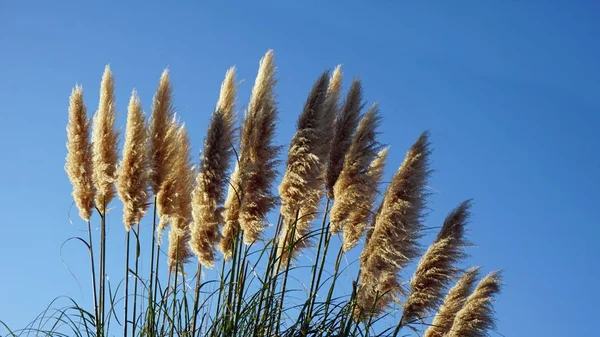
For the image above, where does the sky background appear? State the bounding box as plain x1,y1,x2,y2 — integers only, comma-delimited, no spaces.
1,1,599,336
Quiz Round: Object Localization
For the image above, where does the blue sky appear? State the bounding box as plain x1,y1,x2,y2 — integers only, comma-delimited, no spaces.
1,1,599,336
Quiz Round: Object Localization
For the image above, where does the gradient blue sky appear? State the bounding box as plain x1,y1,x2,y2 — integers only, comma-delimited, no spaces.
1,1,599,336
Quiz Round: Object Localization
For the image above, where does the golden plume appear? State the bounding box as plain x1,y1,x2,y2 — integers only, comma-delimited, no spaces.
65,86,95,221
342,146,388,252
355,132,431,319
278,71,331,260
326,79,363,198
236,50,281,244
189,68,237,267
423,267,480,337
163,124,194,271
330,105,382,236
116,91,150,231
91,65,119,208
402,200,472,322
156,120,193,244
447,271,502,337
149,70,175,194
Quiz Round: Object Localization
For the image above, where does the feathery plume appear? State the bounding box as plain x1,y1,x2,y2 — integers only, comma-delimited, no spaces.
330,105,382,235
317,65,342,163
163,124,194,271
149,70,175,194
168,218,192,273
65,86,95,221
156,121,194,244
326,79,363,198
220,163,241,259
278,71,330,260
402,200,472,322
117,91,150,231
91,65,119,208
189,68,237,267
341,146,388,252
424,267,480,337
447,271,502,337
236,50,281,244
355,132,431,319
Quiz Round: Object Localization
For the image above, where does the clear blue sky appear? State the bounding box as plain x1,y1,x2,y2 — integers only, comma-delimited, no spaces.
1,1,599,336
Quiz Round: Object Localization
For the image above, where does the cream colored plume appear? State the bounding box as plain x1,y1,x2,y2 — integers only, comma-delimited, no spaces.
402,200,472,322
330,105,382,249
326,79,363,198
342,146,387,252
278,71,330,261
164,123,194,271
189,68,237,267
156,121,194,244
149,69,175,194
423,267,480,337
447,271,502,337
65,86,95,221
91,65,119,208
355,132,431,320
168,218,192,273
233,50,280,245
117,91,150,231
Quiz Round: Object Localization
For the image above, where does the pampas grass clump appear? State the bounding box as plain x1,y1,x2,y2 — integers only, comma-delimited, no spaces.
5,50,503,337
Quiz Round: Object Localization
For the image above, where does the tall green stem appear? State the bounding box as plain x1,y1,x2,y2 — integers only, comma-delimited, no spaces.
191,262,202,336
124,230,131,337
147,196,158,335
99,200,107,336
86,220,100,336
131,223,141,337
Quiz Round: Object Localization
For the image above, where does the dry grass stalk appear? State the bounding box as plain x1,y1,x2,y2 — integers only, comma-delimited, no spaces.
236,50,280,244
447,271,502,337
355,132,431,320
117,91,150,231
402,200,472,322
65,86,95,221
278,71,331,260
91,65,119,208
149,70,175,194
156,121,194,244
189,68,237,267
423,267,480,337
219,163,241,259
330,105,382,237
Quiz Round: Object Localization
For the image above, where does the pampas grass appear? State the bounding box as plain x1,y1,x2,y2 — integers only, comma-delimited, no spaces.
92,65,119,208
117,90,150,231
424,267,481,337
356,132,431,319
330,104,382,247
233,50,281,245
190,68,237,268
447,271,502,337
149,70,175,195
326,79,363,198
11,51,505,337
65,86,95,222
278,71,330,260
402,200,472,322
